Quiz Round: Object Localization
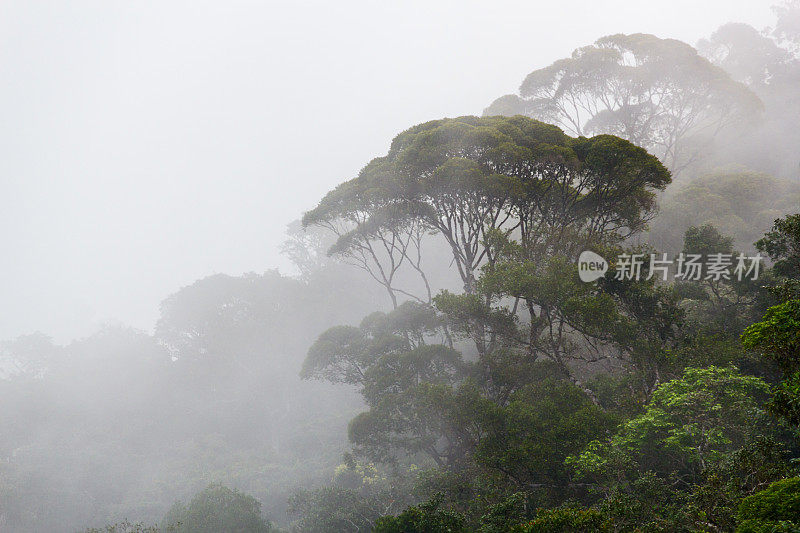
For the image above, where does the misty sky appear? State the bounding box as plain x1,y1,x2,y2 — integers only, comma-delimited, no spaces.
0,0,777,342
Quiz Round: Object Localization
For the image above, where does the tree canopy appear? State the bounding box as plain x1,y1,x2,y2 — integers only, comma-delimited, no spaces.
484,33,761,174
303,115,670,297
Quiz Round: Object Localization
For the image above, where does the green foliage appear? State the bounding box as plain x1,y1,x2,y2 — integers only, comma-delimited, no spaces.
596,472,694,531
373,496,467,533
348,371,474,467
596,247,686,381
569,367,771,484
684,223,735,256
517,506,607,533
736,477,800,532
770,372,800,428
756,210,800,280
481,244,683,400
674,224,764,337
743,214,800,436
433,290,518,356
742,300,800,374
314,307,470,466
161,484,273,533
757,213,800,302
475,492,529,532
688,436,796,531
476,379,614,487
736,521,800,533
304,115,669,298
288,485,394,533
670,331,758,375
649,172,800,253
302,301,446,385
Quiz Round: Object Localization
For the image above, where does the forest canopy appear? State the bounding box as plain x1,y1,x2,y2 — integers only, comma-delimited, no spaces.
2,3,800,533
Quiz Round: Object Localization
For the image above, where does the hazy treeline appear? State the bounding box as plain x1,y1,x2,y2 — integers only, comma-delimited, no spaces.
0,240,380,530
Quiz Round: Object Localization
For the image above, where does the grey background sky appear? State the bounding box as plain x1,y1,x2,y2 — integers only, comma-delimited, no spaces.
0,0,776,342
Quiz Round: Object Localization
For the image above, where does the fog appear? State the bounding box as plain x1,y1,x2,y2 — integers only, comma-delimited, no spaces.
0,0,774,342
2,1,799,532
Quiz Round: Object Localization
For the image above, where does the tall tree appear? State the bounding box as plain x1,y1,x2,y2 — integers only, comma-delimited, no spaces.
743,214,800,433
304,115,670,315
697,18,800,178
162,484,274,533
485,33,761,174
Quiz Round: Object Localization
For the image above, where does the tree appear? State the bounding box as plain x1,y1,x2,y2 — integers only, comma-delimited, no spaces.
304,115,670,301
485,33,761,174
698,12,800,178
475,379,614,489
698,23,796,91
742,300,800,374
0,332,57,379
756,213,800,281
481,247,683,400
156,271,310,368
347,377,483,469
568,367,772,487
773,1,800,57
301,301,448,386
288,485,395,533
736,477,800,533
305,116,671,386
83,520,172,533
742,299,800,433
646,171,800,254
373,496,466,533
743,213,800,432
302,301,470,466
302,116,673,475
161,484,273,533
301,169,434,308
688,436,796,531
675,224,762,334
518,506,607,532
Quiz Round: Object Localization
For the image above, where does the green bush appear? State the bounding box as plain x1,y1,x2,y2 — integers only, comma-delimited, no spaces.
736,477,800,532
373,497,466,533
